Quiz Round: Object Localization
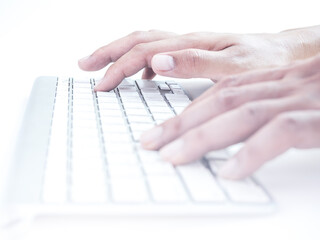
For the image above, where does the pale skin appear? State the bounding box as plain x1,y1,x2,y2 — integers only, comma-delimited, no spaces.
79,25,320,179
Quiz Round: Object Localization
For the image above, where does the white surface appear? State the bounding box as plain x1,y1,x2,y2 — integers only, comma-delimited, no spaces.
0,0,320,239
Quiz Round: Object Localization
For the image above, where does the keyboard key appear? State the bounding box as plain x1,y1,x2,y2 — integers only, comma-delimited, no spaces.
126,115,153,124
125,108,149,116
147,176,188,202
142,161,176,175
176,162,226,202
136,80,158,89
111,177,149,202
152,112,175,121
108,164,143,178
106,153,138,165
122,101,146,109
209,161,270,203
148,106,172,113
158,83,171,91
130,123,154,132
217,178,270,203
71,182,108,203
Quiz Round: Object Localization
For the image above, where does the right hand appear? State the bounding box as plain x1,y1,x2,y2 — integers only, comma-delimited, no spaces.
78,27,320,91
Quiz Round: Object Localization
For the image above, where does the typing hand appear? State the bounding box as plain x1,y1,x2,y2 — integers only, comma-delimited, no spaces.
78,27,320,91
140,54,320,180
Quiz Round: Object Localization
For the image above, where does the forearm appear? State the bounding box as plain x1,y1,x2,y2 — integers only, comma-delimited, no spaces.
280,25,320,60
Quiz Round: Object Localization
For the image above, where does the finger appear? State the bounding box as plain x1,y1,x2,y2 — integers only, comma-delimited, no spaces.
151,49,235,79
141,80,294,150
158,96,313,165
94,34,233,91
218,110,320,179
188,66,287,110
141,67,156,79
78,30,176,71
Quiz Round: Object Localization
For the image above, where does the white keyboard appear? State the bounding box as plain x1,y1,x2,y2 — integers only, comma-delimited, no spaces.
41,78,272,211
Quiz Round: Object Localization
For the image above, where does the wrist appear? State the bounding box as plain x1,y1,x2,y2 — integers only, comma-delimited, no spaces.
279,25,320,61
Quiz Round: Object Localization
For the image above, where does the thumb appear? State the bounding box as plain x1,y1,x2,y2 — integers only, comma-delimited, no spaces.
151,49,223,79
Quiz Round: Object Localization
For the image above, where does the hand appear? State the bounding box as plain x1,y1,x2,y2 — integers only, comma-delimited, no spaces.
140,54,320,180
78,26,320,91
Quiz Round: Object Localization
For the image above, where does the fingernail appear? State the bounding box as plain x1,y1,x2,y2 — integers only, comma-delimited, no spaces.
160,139,184,162
140,127,163,149
217,158,240,179
79,55,91,62
94,77,105,91
94,82,102,91
152,55,174,71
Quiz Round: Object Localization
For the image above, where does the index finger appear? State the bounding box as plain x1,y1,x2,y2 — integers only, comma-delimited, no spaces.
78,30,177,71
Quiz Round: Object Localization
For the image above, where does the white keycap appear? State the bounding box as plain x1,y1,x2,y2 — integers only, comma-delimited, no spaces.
122,101,146,109
71,182,107,203
105,142,134,154
145,100,168,107
99,109,123,117
127,115,153,124
132,131,144,141
152,112,175,121
102,124,128,133
103,133,132,143
138,150,160,162
165,93,189,99
118,86,137,92
147,176,188,202
173,106,186,115
119,79,135,86
143,95,163,101
111,177,148,202
97,97,118,104
108,164,143,178
142,92,162,97
208,161,269,203
125,108,149,116
176,162,226,202
141,88,159,93
98,102,122,110
121,96,143,103
136,80,158,89
100,116,126,125
158,83,171,91
130,123,154,132
148,106,172,113
119,92,140,97
217,178,270,203
142,161,176,175
97,91,116,97
106,153,138,165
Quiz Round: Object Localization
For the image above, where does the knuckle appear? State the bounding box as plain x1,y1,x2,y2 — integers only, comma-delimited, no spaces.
240,103,262,123
221,75,239,87
168,115,184,135
274,113,301,133
187,127,212,153
216,88,239,110
131,43,149,55
182,49,203,71
94,46,108,58
129,30,146,40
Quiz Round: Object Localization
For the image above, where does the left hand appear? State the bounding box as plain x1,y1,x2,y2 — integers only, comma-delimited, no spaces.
140,54,320,180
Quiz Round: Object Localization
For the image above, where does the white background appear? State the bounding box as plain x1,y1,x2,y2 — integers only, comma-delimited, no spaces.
0,0,320,239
